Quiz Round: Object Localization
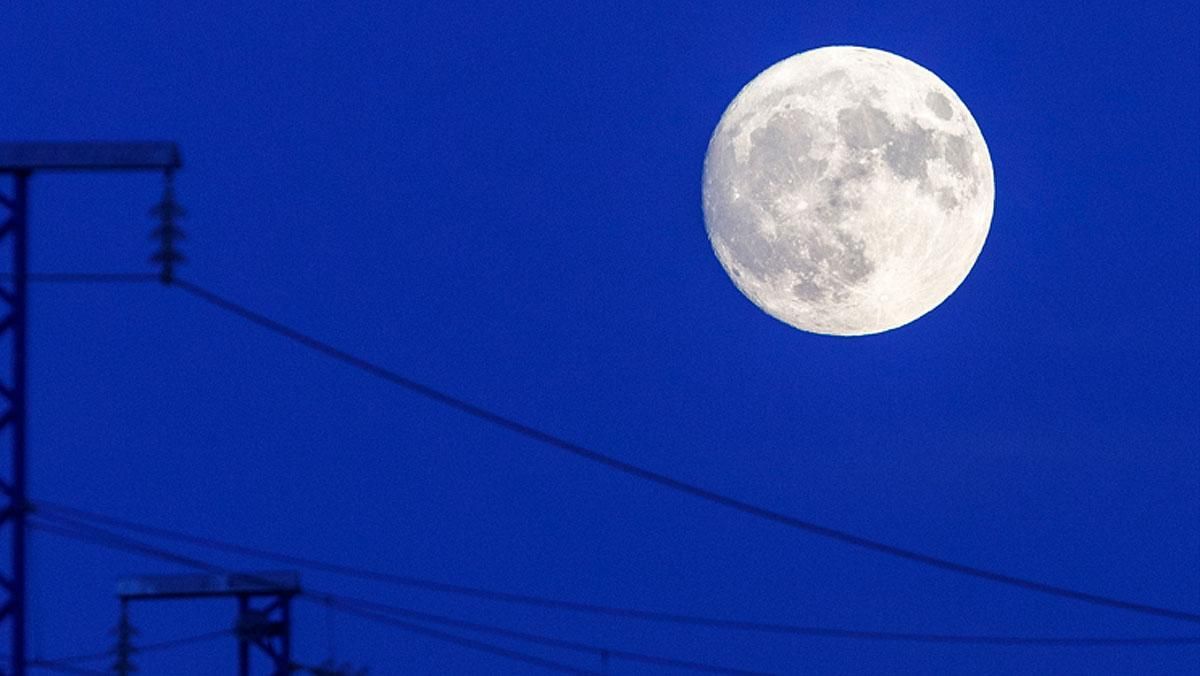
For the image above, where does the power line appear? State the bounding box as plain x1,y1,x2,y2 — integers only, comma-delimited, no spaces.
0,272,158,283
311,593,772,675
318,591,1200,649
34,629,232,666
172,278,1200,626
31,516,227,575
33,513,771,674
32,501,1200,647
28,515,752,674
36,510,768,676
28,663,109,676
319,599,598,675
30,516,594,674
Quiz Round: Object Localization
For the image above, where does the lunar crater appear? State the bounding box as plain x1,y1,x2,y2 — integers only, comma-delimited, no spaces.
925,91,954,120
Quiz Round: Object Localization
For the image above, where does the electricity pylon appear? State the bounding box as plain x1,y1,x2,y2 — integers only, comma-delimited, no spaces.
0,142,181,675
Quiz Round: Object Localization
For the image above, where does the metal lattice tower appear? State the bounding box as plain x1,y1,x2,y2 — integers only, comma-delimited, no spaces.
0,142,181,675
117,571,299,675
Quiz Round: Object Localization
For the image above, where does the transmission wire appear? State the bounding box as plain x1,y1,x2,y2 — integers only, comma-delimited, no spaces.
0,272,157,283
33,629,231,666
31,500,1200,647
28,663,109,676
170,277,1200,626
317,600,599,675
30,516,595,674
28,514,764,674
309,593,771,675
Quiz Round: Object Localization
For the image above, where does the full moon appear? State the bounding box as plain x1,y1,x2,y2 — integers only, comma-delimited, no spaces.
702,46,994,335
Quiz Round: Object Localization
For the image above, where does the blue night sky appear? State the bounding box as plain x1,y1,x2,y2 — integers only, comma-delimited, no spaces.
4,1,1198,674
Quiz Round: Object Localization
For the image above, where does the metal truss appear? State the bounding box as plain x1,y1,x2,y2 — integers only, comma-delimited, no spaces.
0,171,28,676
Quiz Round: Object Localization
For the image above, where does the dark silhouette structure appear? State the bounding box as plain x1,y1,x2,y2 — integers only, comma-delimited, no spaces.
0,142,181,675
116,571,300,675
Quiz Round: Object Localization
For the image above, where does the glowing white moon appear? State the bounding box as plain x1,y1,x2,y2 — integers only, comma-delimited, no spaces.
702,46,994,335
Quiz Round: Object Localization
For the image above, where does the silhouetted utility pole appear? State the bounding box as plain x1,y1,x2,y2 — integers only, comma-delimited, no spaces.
0,142,182,676
117,571,299,675
113,599,137,676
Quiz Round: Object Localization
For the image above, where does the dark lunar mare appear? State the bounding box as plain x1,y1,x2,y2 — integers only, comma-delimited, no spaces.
707,89,980,310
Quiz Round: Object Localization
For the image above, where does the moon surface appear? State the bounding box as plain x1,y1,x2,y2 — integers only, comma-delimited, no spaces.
702,46,994,335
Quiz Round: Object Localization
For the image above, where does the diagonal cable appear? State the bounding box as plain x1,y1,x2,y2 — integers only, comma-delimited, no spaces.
312,593,771,675
28,515,756,674
318,599,598,675
28,663,110,675
172,278,1200,626
0,272,158,283
31,500,1200,647
30,516,594,675
33,629,231,666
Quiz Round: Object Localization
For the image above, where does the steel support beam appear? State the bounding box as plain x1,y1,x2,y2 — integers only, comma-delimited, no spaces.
236,593,294,675
0,143,181,172
0,171,28,676
238,595,252,676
